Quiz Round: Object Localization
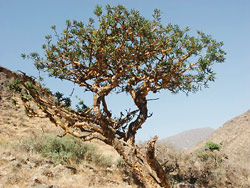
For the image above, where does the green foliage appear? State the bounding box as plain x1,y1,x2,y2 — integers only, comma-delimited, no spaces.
205,141,221,151
24,134,112,167
76,100,89,113
54,99,59,106
54,91,63,100
75,96,89,113
8,79,32,108
22,4,226,95
38,76,44,82
26,81,37,90
24,108,29,115
44,87,52,94
8,78,22,93
63,97,71,107
52,92,72,107
94,5,102,17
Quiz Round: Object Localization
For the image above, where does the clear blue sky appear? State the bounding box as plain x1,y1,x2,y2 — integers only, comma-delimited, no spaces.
1,0,250,141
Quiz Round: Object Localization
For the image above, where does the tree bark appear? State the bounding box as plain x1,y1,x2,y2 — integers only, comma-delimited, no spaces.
146,136,170,188
111,137,170,188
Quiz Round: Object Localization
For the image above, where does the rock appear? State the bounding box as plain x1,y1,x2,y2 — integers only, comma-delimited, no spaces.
176,182,195,188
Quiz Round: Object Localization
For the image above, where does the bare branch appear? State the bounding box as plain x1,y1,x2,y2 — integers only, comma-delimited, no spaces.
146,136,170,188
147,98,159,101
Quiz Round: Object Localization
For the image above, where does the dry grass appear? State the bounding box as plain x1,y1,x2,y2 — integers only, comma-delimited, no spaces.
0,136,134,188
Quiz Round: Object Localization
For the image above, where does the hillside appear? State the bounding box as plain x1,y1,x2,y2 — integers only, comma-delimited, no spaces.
0,66,64,141
0,66,132,188
190,110,250,168
158,127,215,151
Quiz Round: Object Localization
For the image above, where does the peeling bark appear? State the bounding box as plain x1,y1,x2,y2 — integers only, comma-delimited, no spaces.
146,136,170,188
126,90,148,144
112,137,163,188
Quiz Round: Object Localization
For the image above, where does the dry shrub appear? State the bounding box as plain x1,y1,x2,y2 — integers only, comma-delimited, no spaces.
7,134,113,167
154,143,250,187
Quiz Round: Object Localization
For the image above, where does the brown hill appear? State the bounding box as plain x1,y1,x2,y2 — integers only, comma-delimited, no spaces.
190,110,250,169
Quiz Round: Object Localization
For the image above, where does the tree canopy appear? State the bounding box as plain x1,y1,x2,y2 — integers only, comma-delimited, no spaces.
25,5,225,94
16,5,226,187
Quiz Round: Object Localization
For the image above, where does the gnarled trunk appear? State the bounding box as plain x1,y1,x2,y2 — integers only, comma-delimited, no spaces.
111,137,170,188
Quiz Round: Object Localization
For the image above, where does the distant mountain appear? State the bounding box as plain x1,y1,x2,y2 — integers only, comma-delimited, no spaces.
190,110,250,168
158,127,215,151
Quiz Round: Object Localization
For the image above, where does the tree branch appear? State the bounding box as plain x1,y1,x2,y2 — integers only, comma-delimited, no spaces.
125,90,148,144
146,136,170,188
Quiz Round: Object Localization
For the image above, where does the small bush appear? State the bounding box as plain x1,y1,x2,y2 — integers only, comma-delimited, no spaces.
23,134,112,167
205,141,221,151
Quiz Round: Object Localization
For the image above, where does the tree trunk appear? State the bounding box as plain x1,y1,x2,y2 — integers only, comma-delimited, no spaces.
146,136,170,188
111,137,170,188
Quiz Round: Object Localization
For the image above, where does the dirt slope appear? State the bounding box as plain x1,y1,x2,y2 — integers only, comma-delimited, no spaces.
0,66,64,141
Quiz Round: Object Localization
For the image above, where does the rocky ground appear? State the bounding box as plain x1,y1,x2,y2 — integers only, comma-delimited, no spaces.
0,146,132,188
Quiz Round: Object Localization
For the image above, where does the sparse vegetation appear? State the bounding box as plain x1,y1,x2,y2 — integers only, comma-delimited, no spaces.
0,140,131,188
153,143,250,187
25,134,113,167
6,134,112,167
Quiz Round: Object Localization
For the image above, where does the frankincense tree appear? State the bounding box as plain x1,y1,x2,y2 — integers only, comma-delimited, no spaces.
13,5,225,187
